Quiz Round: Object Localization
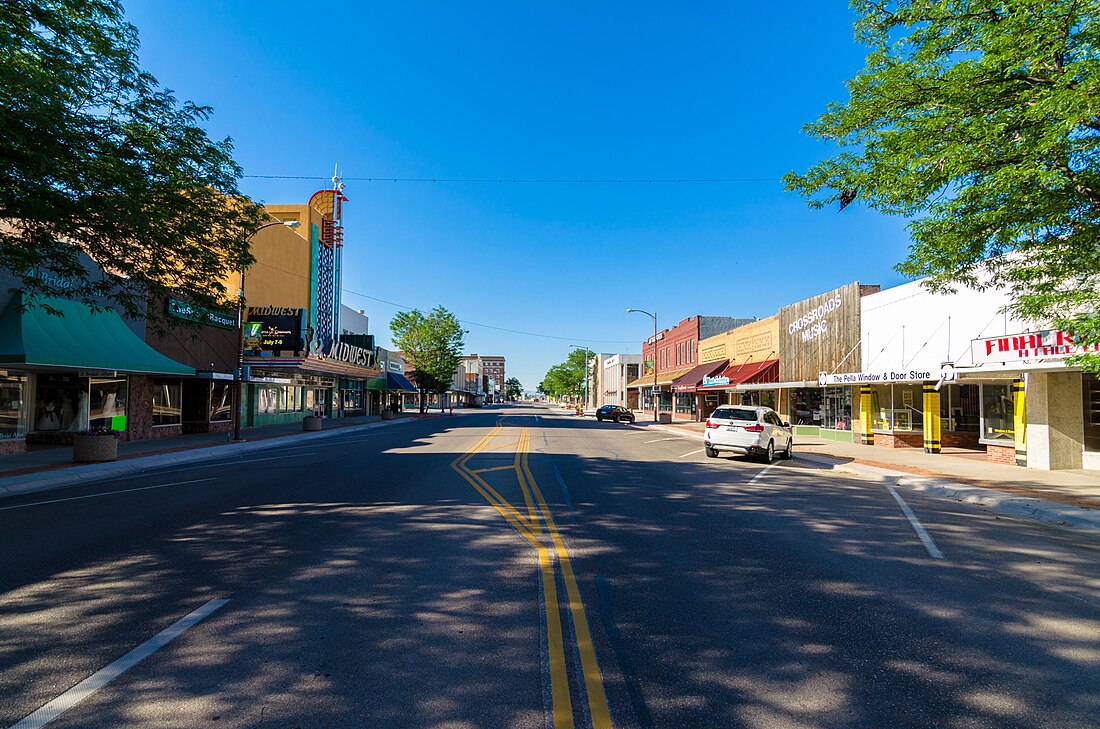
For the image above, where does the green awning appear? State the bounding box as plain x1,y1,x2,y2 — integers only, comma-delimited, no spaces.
0,294,195,376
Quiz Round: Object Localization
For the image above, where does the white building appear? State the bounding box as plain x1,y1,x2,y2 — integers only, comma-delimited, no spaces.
600,354,643,408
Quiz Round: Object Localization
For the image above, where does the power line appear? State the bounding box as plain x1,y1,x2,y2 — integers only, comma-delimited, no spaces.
342,288,639,345
243,174,779,184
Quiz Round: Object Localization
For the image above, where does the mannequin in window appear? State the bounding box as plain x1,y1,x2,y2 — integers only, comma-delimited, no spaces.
37,400,61,431
67,390,89,431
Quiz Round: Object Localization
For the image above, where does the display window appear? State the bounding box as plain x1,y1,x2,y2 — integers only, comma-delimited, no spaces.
870,383,925,432
1084,374,1099,453
258,385,278,414
790,388,823,425
210,383,233,422
980,383,1015,443
740,390,777,410
34,373,87,432
938,384,979,432
822,387,852,430
674,393,696,416
0,372,27,438
152,379,182,426
89,378,127,430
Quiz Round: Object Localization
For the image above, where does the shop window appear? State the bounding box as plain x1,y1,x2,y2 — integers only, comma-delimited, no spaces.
34,373,86,432
0,372,27,439
871,383,924,432
210,383,233,422
741,390,777,410
1084,374,1100,453
822,387,852,431
258,386,278,415
791,388,823,426
674,393,696,415
89,378,127,430
284,386,302,413
980,383,1015,443
938,384,979,432
152,379,182,426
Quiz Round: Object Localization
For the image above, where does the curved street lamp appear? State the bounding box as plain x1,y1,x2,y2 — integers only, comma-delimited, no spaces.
627,308,659,423
233,219,301,441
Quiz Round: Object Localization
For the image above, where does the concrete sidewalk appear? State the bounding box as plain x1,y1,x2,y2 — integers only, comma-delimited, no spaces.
641,418,1100,536
0,410,471,500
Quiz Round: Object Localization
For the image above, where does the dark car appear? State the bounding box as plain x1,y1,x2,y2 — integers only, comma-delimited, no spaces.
595,405,636,424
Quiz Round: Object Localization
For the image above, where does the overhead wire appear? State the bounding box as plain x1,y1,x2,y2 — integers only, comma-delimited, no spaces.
243,174,780,184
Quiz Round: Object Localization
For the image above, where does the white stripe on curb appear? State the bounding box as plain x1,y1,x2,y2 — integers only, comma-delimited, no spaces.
9,599,230,729
886,485,945,560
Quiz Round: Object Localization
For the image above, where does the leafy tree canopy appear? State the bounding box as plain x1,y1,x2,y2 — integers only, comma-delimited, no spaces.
0,0,266,321
785,0,1100,369
504,377,523,400
390,306,467,405
540,349,589,399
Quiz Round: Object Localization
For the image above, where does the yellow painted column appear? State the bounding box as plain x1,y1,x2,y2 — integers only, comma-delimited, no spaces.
1013,378,1027,467
922,384,941,453
859,386,874,445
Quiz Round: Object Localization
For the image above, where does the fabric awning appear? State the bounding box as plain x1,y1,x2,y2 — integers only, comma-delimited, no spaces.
385,372,419,392
625,365,697,390
700,359,779,390
0,295,194,376
671,361,729,393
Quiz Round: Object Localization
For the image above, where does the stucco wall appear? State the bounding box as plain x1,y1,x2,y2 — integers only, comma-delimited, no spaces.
699,316,780,366
1026,371,1084,470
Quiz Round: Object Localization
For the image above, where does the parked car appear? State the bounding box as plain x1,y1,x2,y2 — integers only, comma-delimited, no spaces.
703,406,793,462
595,405,636,424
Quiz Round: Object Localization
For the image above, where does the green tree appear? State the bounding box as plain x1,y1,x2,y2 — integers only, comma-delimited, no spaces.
504,377,523,401
390,306,467,412
540,349,588,399
0,0,265,321
785,0,1100,370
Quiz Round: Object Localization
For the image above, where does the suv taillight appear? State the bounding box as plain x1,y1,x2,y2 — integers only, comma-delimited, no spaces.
743,424,764,432
705,419,718,429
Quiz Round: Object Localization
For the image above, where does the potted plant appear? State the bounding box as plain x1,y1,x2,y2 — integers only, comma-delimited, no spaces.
72,427,122,463
303,412,324,431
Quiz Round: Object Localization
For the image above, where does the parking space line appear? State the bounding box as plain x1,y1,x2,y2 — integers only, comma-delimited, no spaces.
886,485,945,560
746,463,778,485
678,449,703,458
0,478,218,512
10,598,229,729
643,438,679,444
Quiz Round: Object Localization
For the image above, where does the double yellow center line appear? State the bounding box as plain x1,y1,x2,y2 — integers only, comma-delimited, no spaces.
451,424,613,729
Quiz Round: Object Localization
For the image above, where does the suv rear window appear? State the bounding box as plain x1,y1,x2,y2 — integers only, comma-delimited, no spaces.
712,408,758,422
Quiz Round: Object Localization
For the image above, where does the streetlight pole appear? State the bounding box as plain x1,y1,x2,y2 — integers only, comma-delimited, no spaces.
233,219,301,441
627,308,659,423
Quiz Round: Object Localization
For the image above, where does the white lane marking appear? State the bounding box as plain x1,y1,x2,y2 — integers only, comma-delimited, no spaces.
746,462,778,485
9,598,229,729
679,449,703,458
173,453,319,471
535,415,540,422
886,485,945,560
643,438,679,444
0,478,218,512
551,463,576,520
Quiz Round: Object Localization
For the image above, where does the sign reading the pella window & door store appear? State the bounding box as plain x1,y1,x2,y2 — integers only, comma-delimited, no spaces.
971,330,1100,364
246,306,303,351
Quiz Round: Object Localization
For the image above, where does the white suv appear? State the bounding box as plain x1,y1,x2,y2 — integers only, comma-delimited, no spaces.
704,406,793,462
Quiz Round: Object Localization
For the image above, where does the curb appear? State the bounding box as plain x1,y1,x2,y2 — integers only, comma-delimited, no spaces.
636,421,1100,537
0,417,421,501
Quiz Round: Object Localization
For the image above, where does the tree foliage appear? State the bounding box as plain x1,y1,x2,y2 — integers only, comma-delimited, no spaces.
504,377,523,400
539,349,589,399
0,0,266,321
785,0,1100,369
390,306,466,410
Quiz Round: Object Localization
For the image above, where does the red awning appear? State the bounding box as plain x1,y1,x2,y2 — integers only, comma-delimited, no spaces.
699,359,779,390
670,361,729,393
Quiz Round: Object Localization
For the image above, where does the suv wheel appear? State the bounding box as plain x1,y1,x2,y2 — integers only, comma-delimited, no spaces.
782,438,793,460
705,445,718,458
613,415,621,423
761,440,774,463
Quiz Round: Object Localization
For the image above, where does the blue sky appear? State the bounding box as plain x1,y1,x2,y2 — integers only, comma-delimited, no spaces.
126,1,912,392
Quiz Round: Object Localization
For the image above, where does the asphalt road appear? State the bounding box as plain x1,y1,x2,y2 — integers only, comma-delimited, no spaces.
1,404,1098,728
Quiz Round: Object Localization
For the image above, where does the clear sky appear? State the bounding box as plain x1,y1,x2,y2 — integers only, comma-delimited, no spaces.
125,1,912,392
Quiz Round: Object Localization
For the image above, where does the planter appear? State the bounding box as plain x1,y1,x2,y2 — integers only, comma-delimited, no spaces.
72,434,119,463
303,416,323,432
657,413,673,424
381,410,395,420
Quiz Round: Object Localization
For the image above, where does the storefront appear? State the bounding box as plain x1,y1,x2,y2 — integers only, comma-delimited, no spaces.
696,359,781,416
777,282,874,443
670,361,729,421
626,365,695,421
0,293,195,452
